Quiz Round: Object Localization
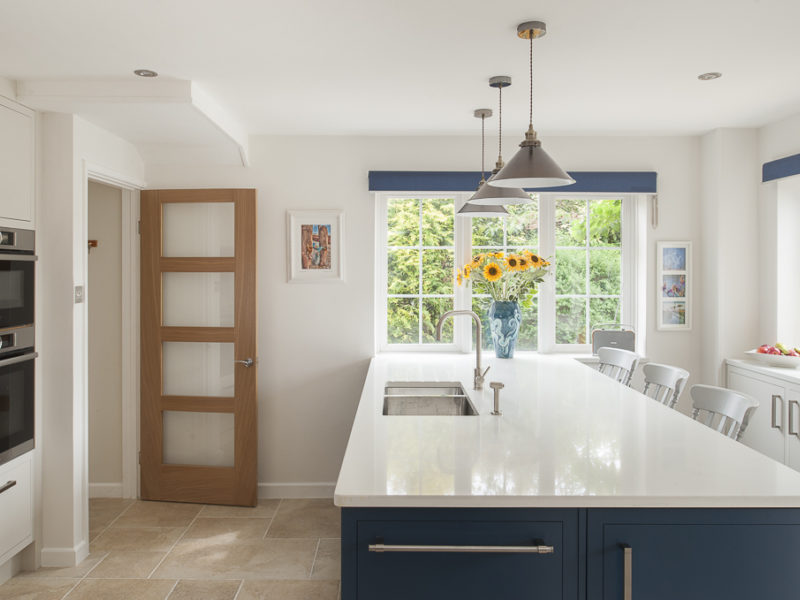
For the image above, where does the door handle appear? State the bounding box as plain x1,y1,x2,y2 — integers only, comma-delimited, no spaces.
620,543,632,600
772,395,783,430
790,400,800,437
0,480,17,495
234,358,254,368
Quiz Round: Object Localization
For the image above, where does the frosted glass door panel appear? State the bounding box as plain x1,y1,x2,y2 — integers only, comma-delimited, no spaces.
163,342,234,396
163,272,235,327
162,202,235,257
163,411,234,467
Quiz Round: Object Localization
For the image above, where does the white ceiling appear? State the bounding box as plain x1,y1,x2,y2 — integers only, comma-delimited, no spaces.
1,0,799,137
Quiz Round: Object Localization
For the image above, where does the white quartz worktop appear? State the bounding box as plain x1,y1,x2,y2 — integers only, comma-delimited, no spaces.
727,357,800,386
334,353,800,508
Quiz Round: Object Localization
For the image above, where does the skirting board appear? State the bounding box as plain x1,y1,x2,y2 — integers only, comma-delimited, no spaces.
89,482,123,498
259,482,335,499
40,540,88,568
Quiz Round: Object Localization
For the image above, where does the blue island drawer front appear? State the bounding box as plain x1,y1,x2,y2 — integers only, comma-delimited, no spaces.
356,519,566,600
588,509,800,600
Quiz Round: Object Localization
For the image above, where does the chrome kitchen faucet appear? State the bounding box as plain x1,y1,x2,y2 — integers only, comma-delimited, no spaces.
435,310,490,390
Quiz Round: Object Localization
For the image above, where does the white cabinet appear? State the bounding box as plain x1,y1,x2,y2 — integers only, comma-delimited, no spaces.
727,361,800,471
0,452,33,565
0,96,35,227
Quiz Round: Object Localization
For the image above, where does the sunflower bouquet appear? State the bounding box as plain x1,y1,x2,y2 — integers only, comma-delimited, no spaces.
457,250,551,307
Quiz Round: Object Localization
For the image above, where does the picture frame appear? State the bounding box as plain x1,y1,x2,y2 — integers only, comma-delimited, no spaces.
656,241,691,330
287,209,345,283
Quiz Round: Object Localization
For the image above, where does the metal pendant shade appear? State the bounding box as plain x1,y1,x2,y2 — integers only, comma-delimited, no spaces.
457,200,509,217
490,140,574,189
467,76,531,206
490,21,574,190
467,175,530,205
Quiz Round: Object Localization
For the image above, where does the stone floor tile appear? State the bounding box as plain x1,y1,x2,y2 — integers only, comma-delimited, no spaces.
199,500,280,519
0,577,78,600
183,517,270,541
64,578,176,600
90,526,186,552
237,580,339,600
166,579,241,600
151,537,317,580
112,501,202,528
17,553,106,579
85,550,167,579
310,539,341,581
266,499,340,538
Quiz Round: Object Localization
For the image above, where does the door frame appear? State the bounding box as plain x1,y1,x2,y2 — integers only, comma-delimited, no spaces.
83,160,144,499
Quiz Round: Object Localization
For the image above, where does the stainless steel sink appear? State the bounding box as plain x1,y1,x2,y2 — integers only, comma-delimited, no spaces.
382,381,478,416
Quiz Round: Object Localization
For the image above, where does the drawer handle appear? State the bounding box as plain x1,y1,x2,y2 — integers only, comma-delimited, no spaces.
772,395,784,430
790,401,800,437
368,542,554,554
620,543,632,600
0,480,17,495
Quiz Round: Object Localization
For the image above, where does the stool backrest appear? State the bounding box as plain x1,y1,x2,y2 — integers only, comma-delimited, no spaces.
597,347,639,386
690,384,759,440
642,363,690,408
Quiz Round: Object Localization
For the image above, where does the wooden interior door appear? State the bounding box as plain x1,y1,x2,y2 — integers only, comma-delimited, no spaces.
140,189,257,506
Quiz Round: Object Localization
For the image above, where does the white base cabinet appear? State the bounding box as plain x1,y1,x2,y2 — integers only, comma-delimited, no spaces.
727,360,800,471
0,452,33,565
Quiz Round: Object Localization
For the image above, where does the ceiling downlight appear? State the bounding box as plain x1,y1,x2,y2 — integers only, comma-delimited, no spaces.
133,69,158,78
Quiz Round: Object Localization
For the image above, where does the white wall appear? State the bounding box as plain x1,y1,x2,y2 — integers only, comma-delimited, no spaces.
146,132,703,488
699,129,760,386
39,114,143,566
87,182,123,492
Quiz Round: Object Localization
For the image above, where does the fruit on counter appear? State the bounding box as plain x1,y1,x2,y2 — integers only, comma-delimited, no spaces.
757,343,800,357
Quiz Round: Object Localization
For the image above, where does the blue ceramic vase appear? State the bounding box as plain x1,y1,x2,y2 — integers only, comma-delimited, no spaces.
488,300,522,358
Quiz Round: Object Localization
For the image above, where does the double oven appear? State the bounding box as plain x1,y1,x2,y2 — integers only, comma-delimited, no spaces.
0,227,35,466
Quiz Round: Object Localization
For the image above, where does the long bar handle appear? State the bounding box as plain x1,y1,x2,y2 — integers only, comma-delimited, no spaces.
620,543,632,600
368,542,554,554
790,400,800,437
772,395,783,430
234,358,254,368
0,352,37,369
0,480,17,495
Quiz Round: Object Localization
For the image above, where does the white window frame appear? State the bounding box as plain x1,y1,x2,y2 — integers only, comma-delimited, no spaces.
375,191,646,355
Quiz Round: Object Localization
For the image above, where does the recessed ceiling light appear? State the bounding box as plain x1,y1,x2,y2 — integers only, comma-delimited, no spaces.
133,69,158,78
698,72,722,81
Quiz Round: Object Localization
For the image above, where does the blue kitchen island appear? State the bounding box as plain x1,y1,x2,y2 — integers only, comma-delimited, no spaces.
335,354,800,599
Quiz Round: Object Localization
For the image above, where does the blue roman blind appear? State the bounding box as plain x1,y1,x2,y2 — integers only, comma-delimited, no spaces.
762,153,800,182
368,171,657,193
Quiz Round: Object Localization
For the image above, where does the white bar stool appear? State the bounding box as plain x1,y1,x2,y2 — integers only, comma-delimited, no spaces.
642,363,690,409
690,384,759,441
597,347,640,386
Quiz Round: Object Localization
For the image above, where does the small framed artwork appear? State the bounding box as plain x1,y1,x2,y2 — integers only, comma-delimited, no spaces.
287,210,345,283
657,241,691,330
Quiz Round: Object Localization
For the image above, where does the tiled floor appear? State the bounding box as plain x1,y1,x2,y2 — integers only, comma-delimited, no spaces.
0,498,341,600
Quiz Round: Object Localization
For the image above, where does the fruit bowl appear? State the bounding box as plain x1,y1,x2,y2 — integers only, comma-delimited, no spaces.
746,350,800,368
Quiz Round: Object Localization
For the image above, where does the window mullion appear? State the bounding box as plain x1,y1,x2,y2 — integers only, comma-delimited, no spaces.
585,198,591,341
539,195,556,352
418,199,423,344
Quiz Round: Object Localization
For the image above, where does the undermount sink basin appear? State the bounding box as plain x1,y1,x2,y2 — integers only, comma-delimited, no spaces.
382,381,478,416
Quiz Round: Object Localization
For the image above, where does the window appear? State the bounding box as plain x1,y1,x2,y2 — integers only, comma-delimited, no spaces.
377,192,641,353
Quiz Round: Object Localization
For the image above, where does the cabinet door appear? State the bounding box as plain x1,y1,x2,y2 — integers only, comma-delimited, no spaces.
0,454,33,563
727,368,785,463
0,101,34,223
785,386,800,471
588,509,800,600
353,514,574,600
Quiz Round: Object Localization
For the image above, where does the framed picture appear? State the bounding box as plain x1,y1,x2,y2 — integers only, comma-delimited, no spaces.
657,241,691,330
287,210,345,283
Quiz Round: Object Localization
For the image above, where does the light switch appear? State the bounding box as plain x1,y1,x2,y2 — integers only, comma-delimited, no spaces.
74,285,84,304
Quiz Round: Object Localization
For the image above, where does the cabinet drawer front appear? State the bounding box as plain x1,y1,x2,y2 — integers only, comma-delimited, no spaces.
596,522,800,599
356,520,564,600
0,456,32,560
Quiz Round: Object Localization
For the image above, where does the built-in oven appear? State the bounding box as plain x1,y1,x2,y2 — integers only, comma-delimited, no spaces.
0,326,35,466
0,228,35,332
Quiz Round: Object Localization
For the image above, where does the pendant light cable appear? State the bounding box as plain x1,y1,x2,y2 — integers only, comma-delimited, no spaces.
498,84,502,162
481,112,486,182
529,33,534,129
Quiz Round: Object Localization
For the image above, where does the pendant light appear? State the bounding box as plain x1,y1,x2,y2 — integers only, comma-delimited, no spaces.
457,109,509,217
491,21,574,189
467,76,531,205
